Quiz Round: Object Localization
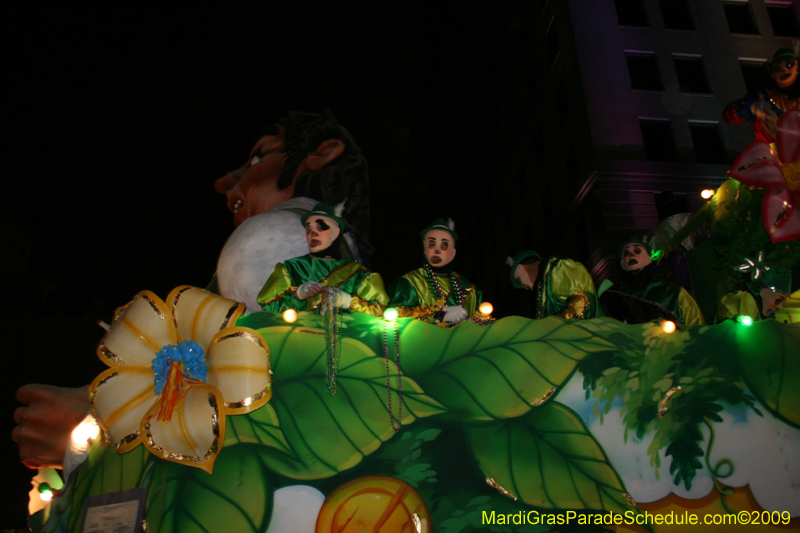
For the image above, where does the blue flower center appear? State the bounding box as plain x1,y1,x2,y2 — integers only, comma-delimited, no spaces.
152,339,208,395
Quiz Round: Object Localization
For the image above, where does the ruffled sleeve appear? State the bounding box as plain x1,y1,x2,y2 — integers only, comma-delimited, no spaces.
716,291,759,322
350,272,390,317
257,263,303,313
678,287,706,327
389,277,421,309
723,93,757,124
546,258,599,319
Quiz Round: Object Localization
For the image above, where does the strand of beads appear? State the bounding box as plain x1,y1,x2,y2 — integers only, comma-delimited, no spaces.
324,286,342,395
383,316,402,431
535,279,545,320
424,263,465,307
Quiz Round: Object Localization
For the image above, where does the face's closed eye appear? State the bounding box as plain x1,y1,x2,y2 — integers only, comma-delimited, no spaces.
306,216,339,253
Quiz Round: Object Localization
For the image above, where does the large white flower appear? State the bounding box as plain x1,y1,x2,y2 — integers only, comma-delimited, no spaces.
90,286,271,473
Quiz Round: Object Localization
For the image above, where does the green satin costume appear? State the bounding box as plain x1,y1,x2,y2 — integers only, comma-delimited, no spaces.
257,254,389,317
389,267,482,325
538,258,599,319
716,291,761,322
606,279,705,329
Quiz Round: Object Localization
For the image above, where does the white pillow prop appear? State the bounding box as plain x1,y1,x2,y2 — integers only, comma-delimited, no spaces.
217,197,316,314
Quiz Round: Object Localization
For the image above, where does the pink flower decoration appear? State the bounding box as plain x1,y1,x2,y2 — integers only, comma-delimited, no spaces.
730,109,800,243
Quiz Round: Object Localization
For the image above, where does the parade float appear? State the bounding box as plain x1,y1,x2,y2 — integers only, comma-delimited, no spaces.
27,113,800,532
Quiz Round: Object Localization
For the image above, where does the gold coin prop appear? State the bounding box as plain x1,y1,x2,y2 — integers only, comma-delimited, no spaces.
316,476,431,533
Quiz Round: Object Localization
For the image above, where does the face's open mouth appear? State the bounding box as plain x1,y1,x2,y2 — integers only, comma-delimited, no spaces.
310,239,321,248
628,258,638,266
430,256,442,264
227,194,244,215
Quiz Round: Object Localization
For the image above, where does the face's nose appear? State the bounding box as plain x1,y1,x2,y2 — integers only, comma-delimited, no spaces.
215,175,237,195
215,166,245,195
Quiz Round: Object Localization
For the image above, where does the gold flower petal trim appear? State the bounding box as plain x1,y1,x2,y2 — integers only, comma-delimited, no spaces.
90,286,270,472
486,477,518,501
622,492,638,508
658,386,682,418
531,387,556,406
781,161,800,192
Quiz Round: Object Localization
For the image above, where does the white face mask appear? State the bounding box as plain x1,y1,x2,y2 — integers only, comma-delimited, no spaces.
772,59,798,89
305,215,340,254
759,288,787,318
423,229,456,267
620,243,652,272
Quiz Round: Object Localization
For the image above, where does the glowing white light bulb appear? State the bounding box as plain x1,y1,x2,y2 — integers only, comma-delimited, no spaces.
71,415,100,446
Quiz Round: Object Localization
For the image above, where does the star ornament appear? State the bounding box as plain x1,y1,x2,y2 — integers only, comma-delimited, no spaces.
730,109,800,243
734,251,771,281
90,286,271,473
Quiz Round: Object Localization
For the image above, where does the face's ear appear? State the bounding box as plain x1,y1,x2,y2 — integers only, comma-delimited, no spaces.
514,264,532,289
300,139,345,172
328,221,341,242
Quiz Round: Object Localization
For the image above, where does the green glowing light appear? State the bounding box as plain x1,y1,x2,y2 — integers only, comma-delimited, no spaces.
737,315,753,326
383,308,398,321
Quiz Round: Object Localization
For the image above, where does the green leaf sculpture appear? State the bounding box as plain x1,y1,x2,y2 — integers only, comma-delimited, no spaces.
467,402,635,514
735,319,800,428
224,403,290,454
145,445,273,533
66,442,150,532
236,313,446,479
401,316,617,421
37,308,800,533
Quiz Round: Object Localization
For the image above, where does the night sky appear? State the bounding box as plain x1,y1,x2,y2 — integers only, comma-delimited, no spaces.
2,4,542,527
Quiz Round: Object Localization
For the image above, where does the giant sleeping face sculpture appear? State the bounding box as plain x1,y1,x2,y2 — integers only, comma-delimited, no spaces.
215,125,296,228
424,229,457,268
620,242,652,272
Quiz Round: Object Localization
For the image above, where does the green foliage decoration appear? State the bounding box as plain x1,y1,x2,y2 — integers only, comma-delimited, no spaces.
577,319,773,490
144,445,273,533
33,307,800,533
466,402,635,515
65,441,150,532
237,311,446,480
732,319,800,428
400,316,617,422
